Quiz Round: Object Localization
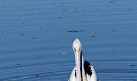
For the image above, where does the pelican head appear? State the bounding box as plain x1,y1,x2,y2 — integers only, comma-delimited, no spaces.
73,38,82,52
72,38,82,81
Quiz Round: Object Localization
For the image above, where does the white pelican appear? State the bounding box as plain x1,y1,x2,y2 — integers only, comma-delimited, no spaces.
69,38,99,81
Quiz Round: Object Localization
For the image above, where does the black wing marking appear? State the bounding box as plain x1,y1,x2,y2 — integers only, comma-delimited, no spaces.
84,60,92,76
75,70,76,77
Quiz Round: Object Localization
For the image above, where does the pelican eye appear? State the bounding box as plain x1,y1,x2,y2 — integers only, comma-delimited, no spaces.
74,48,76,52
79,47,81,51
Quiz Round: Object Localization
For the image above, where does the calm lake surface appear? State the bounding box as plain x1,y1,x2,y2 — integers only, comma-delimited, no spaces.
0,0,137,81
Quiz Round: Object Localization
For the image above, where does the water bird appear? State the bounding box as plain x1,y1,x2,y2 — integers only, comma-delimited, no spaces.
68,38,98,81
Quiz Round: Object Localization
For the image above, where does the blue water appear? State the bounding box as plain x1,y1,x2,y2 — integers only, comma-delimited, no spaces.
0,0,137,81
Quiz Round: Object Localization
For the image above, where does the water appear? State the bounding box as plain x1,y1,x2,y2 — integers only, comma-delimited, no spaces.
0,0,137,81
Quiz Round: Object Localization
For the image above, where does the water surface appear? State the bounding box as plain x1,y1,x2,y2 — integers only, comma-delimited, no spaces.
0,0,137,81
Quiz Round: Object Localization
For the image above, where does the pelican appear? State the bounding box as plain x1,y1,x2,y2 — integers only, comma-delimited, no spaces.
68,38,99,81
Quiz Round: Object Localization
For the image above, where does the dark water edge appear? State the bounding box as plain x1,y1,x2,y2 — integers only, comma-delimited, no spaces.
0,0,137,81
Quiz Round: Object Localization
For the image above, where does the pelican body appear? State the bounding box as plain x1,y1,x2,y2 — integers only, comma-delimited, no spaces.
68,39,99,81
